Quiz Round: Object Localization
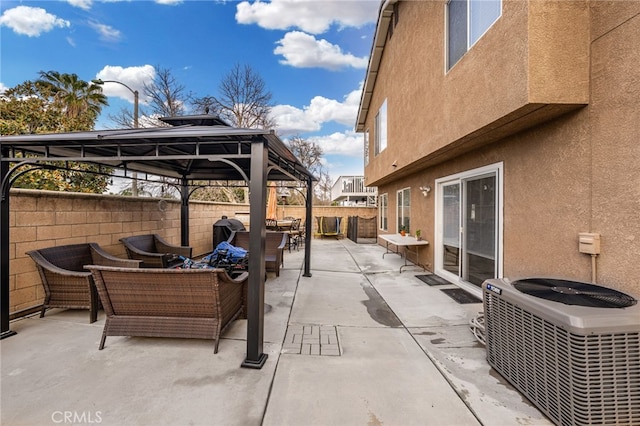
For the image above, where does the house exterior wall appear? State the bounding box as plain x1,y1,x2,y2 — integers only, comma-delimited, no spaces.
361,1,640,296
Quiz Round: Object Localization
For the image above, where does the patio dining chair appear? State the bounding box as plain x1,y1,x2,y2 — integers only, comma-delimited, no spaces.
285,218,302,252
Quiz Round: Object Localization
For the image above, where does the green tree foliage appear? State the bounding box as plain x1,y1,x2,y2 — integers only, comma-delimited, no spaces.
37,70,108,127
1,73,112,193
0,81,61,134
10,156,112,194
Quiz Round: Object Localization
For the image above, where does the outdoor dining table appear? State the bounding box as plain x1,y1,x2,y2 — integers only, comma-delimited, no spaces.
266,220,293,231
379,234,430,273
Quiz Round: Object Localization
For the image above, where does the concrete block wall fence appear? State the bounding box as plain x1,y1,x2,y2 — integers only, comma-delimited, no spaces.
8,189,376,316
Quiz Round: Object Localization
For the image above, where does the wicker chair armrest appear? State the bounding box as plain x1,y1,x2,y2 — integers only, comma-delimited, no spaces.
26,250,91,278
123,243,165,258
154,238,192,258
89,243,141,268
219,270,249,285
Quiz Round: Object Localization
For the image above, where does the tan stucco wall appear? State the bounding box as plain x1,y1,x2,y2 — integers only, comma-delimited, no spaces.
8,190,376,314
364,0,590,187
366,2,640,296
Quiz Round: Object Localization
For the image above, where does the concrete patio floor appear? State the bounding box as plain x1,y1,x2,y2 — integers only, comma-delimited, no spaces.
1,238,552,426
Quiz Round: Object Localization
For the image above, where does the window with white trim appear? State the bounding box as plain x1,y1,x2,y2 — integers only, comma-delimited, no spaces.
374,100,387,156
397,187,410,233
379,193,388,231
364,129,370,167
447,0,501,70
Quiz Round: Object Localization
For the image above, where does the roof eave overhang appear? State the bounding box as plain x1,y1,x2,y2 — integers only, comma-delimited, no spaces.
355,0,398,133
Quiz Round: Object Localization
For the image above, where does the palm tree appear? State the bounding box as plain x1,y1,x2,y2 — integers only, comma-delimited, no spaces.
37,71,108,123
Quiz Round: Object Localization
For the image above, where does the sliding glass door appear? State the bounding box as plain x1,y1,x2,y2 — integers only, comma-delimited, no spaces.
435,164,502,293
442,182,461,276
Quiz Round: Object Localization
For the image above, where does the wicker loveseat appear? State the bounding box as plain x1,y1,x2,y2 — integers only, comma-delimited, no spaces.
86,266,248,353
120,234,192,268
231,231,287,277
26,243,141,323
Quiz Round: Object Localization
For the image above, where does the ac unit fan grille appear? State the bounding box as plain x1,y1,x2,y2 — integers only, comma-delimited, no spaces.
485,291,640,426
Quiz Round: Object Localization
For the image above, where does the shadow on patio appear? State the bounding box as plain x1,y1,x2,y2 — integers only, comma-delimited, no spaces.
1,239,550,426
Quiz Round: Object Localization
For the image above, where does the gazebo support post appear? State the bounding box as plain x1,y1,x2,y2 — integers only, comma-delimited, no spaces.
0,147,16,339
303,175,313,278
241,140,268,369
180,177,190,247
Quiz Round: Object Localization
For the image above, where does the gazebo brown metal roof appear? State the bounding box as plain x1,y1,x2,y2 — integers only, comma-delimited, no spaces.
0,115,316,369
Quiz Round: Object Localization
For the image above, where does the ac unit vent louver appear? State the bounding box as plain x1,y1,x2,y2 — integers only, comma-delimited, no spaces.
483,278,640,426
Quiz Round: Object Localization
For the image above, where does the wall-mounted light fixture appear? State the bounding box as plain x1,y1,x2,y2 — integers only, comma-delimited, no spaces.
419,185,431,197
391,160,398,168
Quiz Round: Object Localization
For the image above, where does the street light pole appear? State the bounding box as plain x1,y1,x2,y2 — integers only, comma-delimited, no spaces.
93,79,139,196
92,79,139,129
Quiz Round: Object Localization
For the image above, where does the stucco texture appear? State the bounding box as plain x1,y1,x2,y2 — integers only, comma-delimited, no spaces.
365,2,640,296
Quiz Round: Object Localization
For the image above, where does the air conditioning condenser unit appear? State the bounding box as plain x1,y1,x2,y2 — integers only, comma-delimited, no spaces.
483,278,640,426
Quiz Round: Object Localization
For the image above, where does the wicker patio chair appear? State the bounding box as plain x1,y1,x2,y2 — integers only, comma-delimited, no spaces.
86,266,248,353
120,234,192,268
26,243,141,323
232,231,287,277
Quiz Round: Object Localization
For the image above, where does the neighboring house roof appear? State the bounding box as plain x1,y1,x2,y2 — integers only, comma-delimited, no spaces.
356,0,398,133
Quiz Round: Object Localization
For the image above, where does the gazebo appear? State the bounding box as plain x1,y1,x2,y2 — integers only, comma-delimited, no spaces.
0,115,315,369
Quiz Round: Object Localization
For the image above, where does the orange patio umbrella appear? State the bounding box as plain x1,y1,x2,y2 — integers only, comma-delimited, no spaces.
266,182,278,220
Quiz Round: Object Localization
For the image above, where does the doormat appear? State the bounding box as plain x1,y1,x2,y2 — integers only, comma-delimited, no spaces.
440,288,482,304
415,274,451,286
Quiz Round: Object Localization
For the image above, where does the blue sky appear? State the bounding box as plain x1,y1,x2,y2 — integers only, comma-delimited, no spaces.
0,0,380,182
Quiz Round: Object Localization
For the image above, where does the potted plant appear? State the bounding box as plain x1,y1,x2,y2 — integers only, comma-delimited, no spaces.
400,225,407,236
415,229,422,241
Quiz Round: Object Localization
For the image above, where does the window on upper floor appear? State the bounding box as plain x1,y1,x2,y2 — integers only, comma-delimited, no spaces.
379,193,388,231
447,0,501,70
397,187,410,233
364,129,370,167
374,99,387,156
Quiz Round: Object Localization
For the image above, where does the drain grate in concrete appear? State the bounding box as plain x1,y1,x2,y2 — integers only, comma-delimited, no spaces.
282,325,341,356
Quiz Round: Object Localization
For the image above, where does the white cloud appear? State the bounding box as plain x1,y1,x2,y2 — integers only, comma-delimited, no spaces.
0,82,8,94
272,86,362,135
95,65,156,104
275,31,368,70
67,0,92,10
271,104,321,134
88,20,121,42
155,0,183,5
236,0,378,34
0,6,70,37
308,130,363,157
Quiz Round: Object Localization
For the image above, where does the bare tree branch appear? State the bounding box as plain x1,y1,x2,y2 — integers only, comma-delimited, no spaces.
144,65,186,118
192,63,275,129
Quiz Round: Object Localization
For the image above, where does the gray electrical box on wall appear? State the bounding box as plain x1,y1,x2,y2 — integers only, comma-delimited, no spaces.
579,232,601,255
